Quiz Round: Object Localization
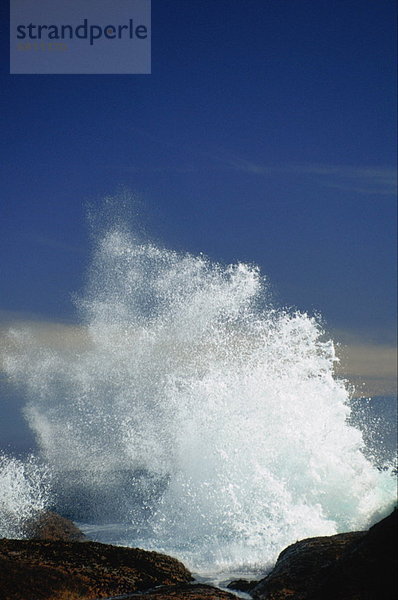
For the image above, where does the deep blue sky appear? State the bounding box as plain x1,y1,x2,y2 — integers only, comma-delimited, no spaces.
1,0,397,343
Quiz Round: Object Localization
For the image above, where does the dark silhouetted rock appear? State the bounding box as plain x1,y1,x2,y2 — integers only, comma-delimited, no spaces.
227,578,258,593
130,582,239,598
251,509,398,600
313,508,398,600
3,511,396,599
251,531,364,599
24,510,86,541
0,538,192,600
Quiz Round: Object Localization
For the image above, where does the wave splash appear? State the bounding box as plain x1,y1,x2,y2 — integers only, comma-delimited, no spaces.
3,224,396,572
0,453,52,538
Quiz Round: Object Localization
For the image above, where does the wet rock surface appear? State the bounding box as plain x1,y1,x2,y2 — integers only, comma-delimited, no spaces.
23,510,87,541
251,509,398,600
312,508,398,600
227,578,258,594
0,539,193,600
123,583,239,598
250,531,364,599
1,510,396,599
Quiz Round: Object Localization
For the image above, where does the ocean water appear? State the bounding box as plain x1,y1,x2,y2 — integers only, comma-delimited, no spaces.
1,221,396,579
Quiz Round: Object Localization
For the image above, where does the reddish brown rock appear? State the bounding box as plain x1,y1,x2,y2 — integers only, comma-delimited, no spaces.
251,531,364,599
129,583,239,598
0,539,192,600
313,508,398,600
251,509,398,600
24,510,86,541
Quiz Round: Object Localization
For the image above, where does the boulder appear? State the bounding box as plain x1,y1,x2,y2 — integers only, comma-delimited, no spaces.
251,509,397,600
251,531,364,599
23,510,86,542
227,578,258,593
313,508,398,600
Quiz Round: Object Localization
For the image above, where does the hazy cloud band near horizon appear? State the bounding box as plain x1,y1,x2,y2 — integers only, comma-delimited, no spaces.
1,313,396,399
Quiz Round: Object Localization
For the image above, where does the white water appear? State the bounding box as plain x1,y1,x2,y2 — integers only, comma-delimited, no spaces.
0,453,52,538
2,222,396,575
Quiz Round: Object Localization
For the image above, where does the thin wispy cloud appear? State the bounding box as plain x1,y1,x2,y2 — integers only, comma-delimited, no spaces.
290,164,397,195
101,124,396,194
107,164,197,174
107,144,396,196
223,158,397,196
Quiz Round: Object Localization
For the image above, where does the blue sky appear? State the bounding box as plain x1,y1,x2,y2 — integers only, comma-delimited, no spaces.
1,0,397,343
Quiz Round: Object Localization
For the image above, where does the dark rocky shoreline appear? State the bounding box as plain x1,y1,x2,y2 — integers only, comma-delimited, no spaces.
1,509,396,600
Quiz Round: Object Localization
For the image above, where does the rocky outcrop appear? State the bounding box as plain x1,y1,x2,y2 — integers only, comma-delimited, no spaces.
251,509,397,600
1,510,396,599
313,508,398,600
0,539,193,600
125,583,239,598
23,510,86,541
0,509,240,599
250,531,364,599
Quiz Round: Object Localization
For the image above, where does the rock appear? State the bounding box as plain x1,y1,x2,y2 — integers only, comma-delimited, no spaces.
0,538,193,600
129,582,239,598
3,510,396,600
313,508,398,600
251,509,398,600
227,578,258,593
24,510,86,541
251,531,364,599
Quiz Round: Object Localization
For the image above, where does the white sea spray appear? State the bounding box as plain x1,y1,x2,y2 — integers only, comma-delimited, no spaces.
3,224,396,572
0,453,52,538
